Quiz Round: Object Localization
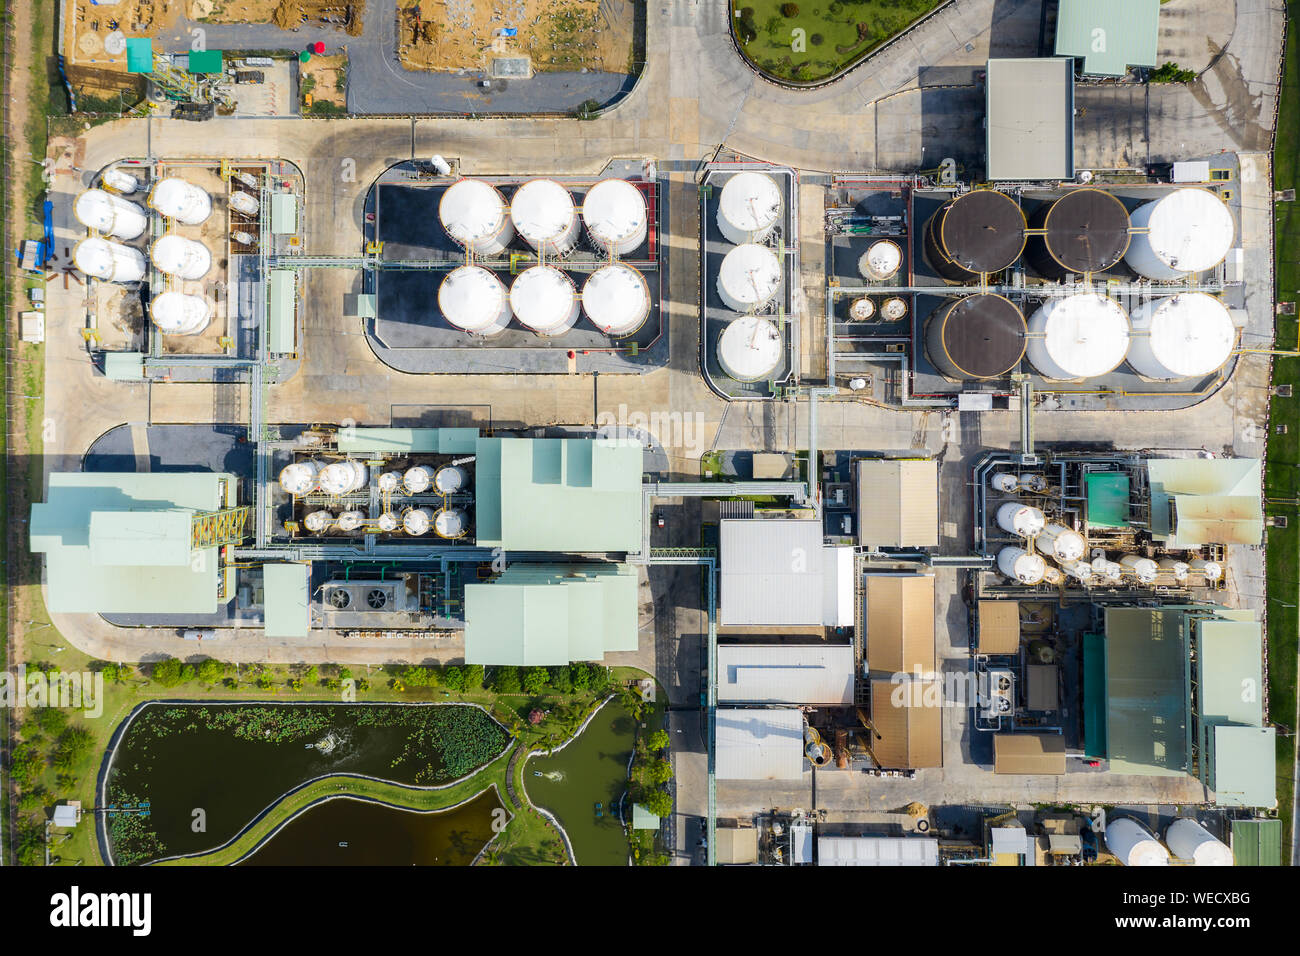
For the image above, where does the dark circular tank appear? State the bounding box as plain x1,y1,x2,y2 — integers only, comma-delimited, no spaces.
924,294,1027,380
923,191,1026,282
1026,188,1131,278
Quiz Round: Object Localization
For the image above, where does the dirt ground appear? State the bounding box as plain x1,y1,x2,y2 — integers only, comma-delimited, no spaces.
64,0,184,69
300,53,347,108
190,0,365,36
398,0,634,74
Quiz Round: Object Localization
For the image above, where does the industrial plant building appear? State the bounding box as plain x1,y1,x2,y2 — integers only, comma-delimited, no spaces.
717,518,853,628
716,645,855,706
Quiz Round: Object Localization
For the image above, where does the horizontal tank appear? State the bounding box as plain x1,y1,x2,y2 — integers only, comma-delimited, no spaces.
1106,818,1169,867
229,190,260,216
377,512,399,533
317,460,368,496
403,466,433,495
511,266,580,336
151,234,212,281
150,292,212,336
434,465,466,495
438,265,511,336
990,473,1020,493
582,263,651,337
1027,188,1131,278
303,510,334,534
848,297,875,321
1035,523,1086,563
1166,818,1233,866
510,179,580,256
581,178,648,256
434,507,468,539
101,167,141,195
997,546,1046,585
75,189,148,240
149,177,212,225
1026,294,1131,380
336,510,366,532
1091,555,1124,583
279,460,321,496
996,502,1046,537
439,179,515,255
403,507,433,536
1159,557,1190,581
74,238,146,283
1120,554,1159,584
858,239,901,281
1124,188,1235,279
925,294,1027,380
716,171,782,245
924,190,1026,282
1188,557,1223,582
1126,293,1236,380
1061,559,1094,583
718,315,782,383
716,242,781,313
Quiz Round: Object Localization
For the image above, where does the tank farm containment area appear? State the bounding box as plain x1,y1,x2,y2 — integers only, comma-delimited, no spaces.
822,173,1245,412
362,163,664,374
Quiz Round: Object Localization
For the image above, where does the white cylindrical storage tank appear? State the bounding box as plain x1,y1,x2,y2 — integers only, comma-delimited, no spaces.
1035,523,1086,563
439,179,515,255
881,297,909,321
581,178,648,256
318,460,368,496
151,234,212,280
1188,557,1224,582
1106,818,1170,867
303,510,334,534
996,502,1046,537
434,507,468,539
336,510,365,532
1091,556,1123,582
581,263,651,336
377,512,399,533
511,266,580,336
279,460,321,496
510,179,580,256
438,265,511,336
1061,559,1094,583
377,471,402,494
1166,818,1233,866
990,472,1020,494
1041,564,1065,586
717,242,780,313
848,297,875,321
1126,293,1236,380
101,167,141,194
1026,294,1131,380
434,465,466,495
150,292,212,336
74,238,146,283
858,240,902,281
1159,557,1191,581
75,188,148,240
1124,188,1235,280
1020,474,1048,494
229,190,260,216
997,546,1046,585
234,171,259,189
1120,554,1159,584
403,465,433,495
403,507,433,536
149,176,212,225
233,230,256,246
716,171,782,245
718,315,782,382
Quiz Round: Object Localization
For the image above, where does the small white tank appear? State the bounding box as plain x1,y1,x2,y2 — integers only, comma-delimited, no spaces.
1124,188,1235,280
1120,554,1159,584
716,171,782,245
74,238,146,283
101,167,141,194
1060,559,1095,583
234,171,259,189
511,266,580,336
377,512,399,532
336,510,366,532
1035,523,1086,563
717,242,781,313
279,460,321,496
318,460,368,496
233,230,256,246
377,471,403,494
150,292,212,336
434,507,468,539
997,546,1046,585
1166,818,1233,866
880,297,909,321
439,179,515,255
1126,293,1236,380
1159,557,1191,581
149,177,213,225
434,465,466,495
848,297,875,321
1091,555,1123,583
303,510,334,534
581,178,648,256
151,234,212,280
75,188,148,240
510,179,580,256
990,472,1020,494
1026,294,1131,380
229,190,260,216
403,507,433,536
1188,557,1223,582
1020,474,1048,494
1105,818,1170,867
439,266,511,336
858,240,902,281
403,466,433,495
996,502,1046,537
718,315,782,382
582,263,651,337
1041,564,1065,586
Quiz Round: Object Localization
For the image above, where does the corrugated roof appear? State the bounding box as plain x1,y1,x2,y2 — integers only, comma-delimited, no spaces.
103,351,145,381
125,38,154,73
1146,458,1263,546
1101,607,1191,775
270,194,298,235
1026,664,1058,711
187,50,223,74
719,519,825,627
1083,632,1108,758
1055,0,1160,77
856,459,938,548
1196,619,1264,728
631,804,661,830
268,270,297,354
817,837,940,866
994,733,1066,774
263,563,310,638
1085,472,1130,529
715,708,806,780
1231,820,1283,866
869,678,943,769
1210,725,1276,808
716,645,854,705
864,575,935,675
978,600,1020,655
335,427,479,456
715,828,759,864
985,58,1074,181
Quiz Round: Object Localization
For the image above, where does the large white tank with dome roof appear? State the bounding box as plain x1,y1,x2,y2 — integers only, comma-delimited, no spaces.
1026,294,1131,380
997,546,1046,585
1126,293,1236,380
510,266,580,336
718,315,782,382
1034,523,1086,563
279,460,322,496
434,507,468,539
403,507,434,536
439,179,514,255
434,465,466,495
150,292,212,336
510,179,580,256
1165,818,1233,866
101,167,141,195
717,242,781,313
1124,188,1234,279
151,234,212,280
995,502,1045,537
438,266,511,336
716,172,782,245
74,189,147,240
317,460,368,496
582,263,651,336
581,178,648,256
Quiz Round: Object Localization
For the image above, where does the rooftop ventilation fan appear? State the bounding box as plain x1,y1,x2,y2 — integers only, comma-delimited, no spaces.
328,589,351,609
366,588,388,610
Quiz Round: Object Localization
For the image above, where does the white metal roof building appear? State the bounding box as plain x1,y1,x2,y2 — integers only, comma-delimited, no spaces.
817,837,940,866
719,519,832,627
985,58,1074,181
715,708,805,780
716,645,855,705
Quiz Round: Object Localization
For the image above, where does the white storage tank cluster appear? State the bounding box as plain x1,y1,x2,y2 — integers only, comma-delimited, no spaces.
510,179,580,256
435,507,468,539
1027,294,1131,380
1105,818,1170,867
439,178,515,256
403,507,434,536
1126,293,1236,380
1189,557,1224,582
434,465,466,495
718,315,783,383
1119,554,1160,584
279,459,322,496
1159,557,1190,581
151,234,212,280
403,465,433,495
74,238,146,283
581,178,648,256
510,266,580,336
336,510,366,532
317,460,369,496
75,189,148,240
438,265,512,336
1166,818,1233,866
996,502,1045,537
149,177,212,225
150,292,212,336
717,242,781,313
997,546,1046,585
716,171,782,245
582,263,651,336
1125,188,1235,280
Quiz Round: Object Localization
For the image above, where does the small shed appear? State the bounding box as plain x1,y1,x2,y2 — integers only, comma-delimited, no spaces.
977,600,1020,655
993,733,1067,775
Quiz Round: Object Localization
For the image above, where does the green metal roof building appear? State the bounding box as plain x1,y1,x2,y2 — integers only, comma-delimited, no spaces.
30,472,235,615
1231,819,1283,866
463,563,639,665
1085,472,1130,530
1195,618,1275,808
335,427,478,457
1055,0,1160,77
1145,458,1263,547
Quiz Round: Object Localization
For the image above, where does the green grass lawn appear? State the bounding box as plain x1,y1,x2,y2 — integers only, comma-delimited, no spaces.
731,0,944,84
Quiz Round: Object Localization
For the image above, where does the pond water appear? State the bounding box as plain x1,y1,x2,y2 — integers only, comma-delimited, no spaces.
106,703,509,864
240,789,505,866
526,699,635,866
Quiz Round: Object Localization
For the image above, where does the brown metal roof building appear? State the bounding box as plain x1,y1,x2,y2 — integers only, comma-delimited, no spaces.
977,599,1021,655
856,459,939,549
864,574,936,675
869,678,943,769
993,733,1067,774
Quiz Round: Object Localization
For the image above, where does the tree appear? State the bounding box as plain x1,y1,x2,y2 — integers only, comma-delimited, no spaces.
18,786,48,813
569,662,591,692
99,662,121,683
642,788,673,818
356,678,370,692
338,667,353,682
53,726,94,771
646,729,670,753
528,708,545,726
150,657,186,687
587,664,611,694
196,659,226,684
287,678,304,692
522,667,548,695
303,665,318,685
491,666,521,694
647,759,673,785
11,744,44,788
442,665,466,692
463,664,485,690
256,673,274,690
780,2,800,16
34,707,69,737
547,665,572,694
